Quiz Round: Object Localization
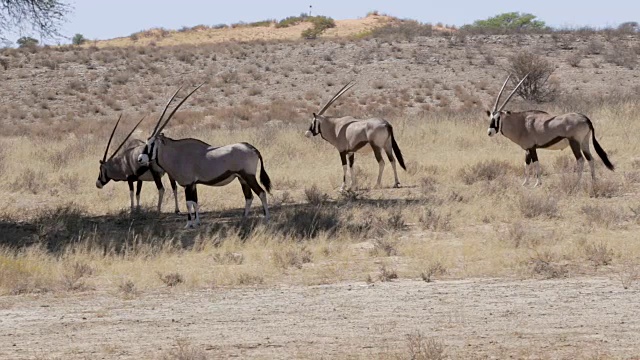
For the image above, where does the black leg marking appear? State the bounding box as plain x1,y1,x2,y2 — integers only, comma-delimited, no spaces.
372,146,383,163
152,171,164,191
348,154,355,169
340,151,347,183
127,180,134,192
582,150,593,161
169,177,177,191
569,139,583,161
136,181,143,197
184,186,193,221
525,151,533,165
529,148,539,163
240,180,253,200
243,174,266,215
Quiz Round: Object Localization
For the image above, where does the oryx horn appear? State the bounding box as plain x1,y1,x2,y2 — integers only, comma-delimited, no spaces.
497,73,529,112
103,114,123,162
155,83,205,136
493,75,511,112
151,86,183,137
317,80,355,116
108,115,147,160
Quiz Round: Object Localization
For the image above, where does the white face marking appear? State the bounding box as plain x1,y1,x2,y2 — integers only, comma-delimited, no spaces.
95,180,103,189
304,130,312,138
487,128,497,136
138,153,150,166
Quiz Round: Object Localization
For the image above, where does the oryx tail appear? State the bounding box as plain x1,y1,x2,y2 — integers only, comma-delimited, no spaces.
387,124,406,171
585,116,614,171
242,142,272,193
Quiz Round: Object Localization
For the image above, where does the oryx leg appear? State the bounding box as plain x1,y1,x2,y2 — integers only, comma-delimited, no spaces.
523,151,532,186
569,139,585,187
239,179,253,218
184,184,198,228
136,181,143,210
339,151,348,191
529,148,542,187
169,176,180,214
127,178,135,211
372,146,385,189
581,139,596,184
244,173,269,221
347,153,356,190
151,171,165,213
384,144,400,188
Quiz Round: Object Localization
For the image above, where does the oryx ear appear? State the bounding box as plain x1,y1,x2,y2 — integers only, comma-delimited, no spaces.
485,110,491,117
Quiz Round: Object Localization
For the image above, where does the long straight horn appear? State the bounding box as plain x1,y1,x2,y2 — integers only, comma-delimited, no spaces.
493,75,511,112
103,114,123,162
155,83,205,135
317,80,355,116
108,115,147,160
151,86,183,137
498,73,530,112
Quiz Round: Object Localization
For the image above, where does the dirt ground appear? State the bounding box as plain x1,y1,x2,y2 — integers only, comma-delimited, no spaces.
1,277,638,359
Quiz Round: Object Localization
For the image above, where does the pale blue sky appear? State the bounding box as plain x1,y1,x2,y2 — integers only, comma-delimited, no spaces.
52,1,640,43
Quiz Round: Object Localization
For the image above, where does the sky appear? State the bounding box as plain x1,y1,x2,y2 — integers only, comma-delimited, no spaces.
21,0,640,44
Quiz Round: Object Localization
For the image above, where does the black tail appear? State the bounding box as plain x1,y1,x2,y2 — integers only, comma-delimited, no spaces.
387,125,406,170
242,142,272,193
585,116,614,171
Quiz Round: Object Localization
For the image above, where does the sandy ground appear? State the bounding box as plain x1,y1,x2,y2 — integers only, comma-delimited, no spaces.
1,277,638,359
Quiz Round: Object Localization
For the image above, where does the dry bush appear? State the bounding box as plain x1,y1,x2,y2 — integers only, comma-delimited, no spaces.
12,168,47,194
506,221,541,248
378,265,398,282
618,261,639,289
566,52,582,67
581,204,626,228
32,205,87,251
387,209,406,230
406,332,446,360
418,207,451,232
529,251,567,279
371,238,398,257
158,339,208,360
272,247,312,269
507,51,557,102
158,272,184,287
367,20,433,41
605,44,637,69
583,242,614,268
304,185,329,205
458,159,511,185
235,273,264,285
518,193,558,219
118,279,138,299
420,261,447,282
61,261,93,291
590,177,625,198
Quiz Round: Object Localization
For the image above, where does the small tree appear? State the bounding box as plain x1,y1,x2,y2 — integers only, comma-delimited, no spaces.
617,21,639,33
72,33,86,45
16,36,38,48
507,51,557,102
463,12,547,32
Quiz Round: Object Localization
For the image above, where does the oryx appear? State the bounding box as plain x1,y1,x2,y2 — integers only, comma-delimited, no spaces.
137,85,271,228
487,74,614,187
96,114,180,213
305,81,406,190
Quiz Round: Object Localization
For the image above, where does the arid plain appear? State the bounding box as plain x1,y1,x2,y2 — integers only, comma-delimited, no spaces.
1,16,640,359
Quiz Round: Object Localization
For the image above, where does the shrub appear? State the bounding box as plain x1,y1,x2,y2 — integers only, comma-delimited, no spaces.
518,193,558,219
458,159,511,185
301,16,336,39
368,20,433,41
72,33,86,46
17,36,39,48
507,51,557,102
462,12,547,33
